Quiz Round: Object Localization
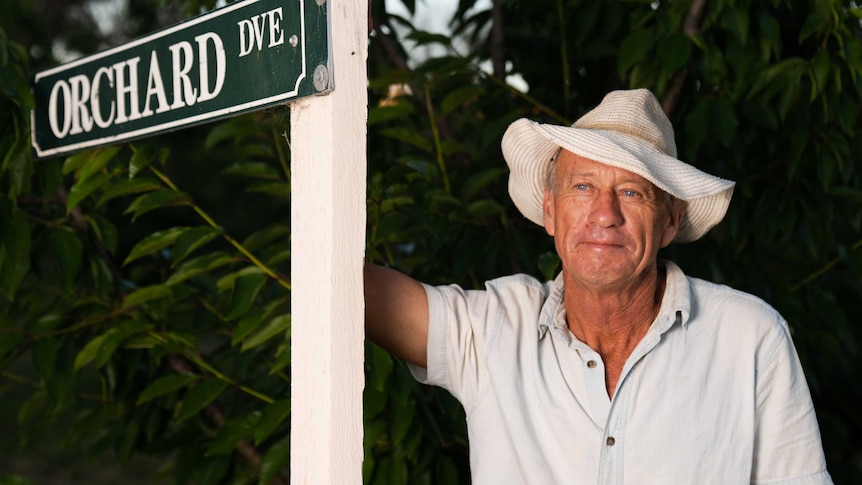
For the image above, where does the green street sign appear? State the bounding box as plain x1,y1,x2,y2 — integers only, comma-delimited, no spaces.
31,0,329,159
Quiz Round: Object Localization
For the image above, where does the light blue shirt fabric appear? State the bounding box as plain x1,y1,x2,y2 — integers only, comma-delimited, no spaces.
410,261,832,485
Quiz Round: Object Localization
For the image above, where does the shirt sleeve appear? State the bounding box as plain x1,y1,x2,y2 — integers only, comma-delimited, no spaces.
751,319,833,485
406,281,498,408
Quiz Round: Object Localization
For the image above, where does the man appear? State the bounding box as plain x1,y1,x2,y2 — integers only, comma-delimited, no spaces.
364,89,832,484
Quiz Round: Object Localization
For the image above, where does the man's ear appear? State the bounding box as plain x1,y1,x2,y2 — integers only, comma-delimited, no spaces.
542,188,556,237
659,201,685,247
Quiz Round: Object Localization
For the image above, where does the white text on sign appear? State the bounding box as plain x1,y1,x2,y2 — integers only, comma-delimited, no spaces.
237,7,285,57
46,33,226,139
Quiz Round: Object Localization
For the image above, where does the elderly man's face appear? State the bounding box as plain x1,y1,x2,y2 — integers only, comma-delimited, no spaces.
542,150,682,291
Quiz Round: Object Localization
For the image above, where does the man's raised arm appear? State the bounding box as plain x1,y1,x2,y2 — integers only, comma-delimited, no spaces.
364,264,429,368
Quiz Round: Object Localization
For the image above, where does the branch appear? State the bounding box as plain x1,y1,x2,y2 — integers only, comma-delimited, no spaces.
661,0,707,117
789,238,862,293
490,0,506,79
166,355,288,485
149,167,291,291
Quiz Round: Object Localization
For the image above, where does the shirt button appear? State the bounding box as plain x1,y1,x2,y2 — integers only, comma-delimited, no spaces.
587,360,597,368
606,437,616,446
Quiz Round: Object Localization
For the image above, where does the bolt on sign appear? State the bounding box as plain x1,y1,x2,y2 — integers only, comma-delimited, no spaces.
31,0,330,159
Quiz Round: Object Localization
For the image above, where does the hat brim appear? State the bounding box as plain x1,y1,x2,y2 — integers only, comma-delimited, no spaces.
502,119,735,242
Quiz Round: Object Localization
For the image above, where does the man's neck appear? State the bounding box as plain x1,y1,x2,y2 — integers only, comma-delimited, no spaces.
562,265,667,398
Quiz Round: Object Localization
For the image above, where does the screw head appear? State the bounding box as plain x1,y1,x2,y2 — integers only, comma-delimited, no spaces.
313,65,329,92
289,35,299,48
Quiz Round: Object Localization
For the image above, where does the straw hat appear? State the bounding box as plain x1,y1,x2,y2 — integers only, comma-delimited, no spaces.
501,89,735,242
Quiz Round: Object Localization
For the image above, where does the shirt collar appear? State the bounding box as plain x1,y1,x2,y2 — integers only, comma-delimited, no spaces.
536,260,693,340
537,272,566,340
658,260,692,329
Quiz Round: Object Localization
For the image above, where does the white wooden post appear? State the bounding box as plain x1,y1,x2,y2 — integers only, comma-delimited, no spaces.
289,0,367,482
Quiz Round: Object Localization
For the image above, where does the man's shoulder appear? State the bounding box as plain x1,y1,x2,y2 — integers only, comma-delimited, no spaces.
483,273,557,300
685,275,787,332
429,273,553,308
485,273,548,289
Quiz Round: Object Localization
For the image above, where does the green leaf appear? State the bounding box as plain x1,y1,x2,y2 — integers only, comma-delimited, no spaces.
83,214,119,254
43,346,75,412
193,456,231,485
73,333,108,371
67,172,111,214
176,379,229,422
37,159,62,199
828,187,862,202
166,251,235,286
538,251,561,281
713,97,738,148
206,411,261,456
117,419,139,461
122,284,172,310
460,168,506,201
96,178,163,207
3,138,31,196
172,226,221,267
129,144,158,179
0,476,35,485
748,58,806,98
253,399,291,445
74,320,152,370
124,227,188,266
368,345,393,392
49,227,83,292
241,314,290,351
231,312,265,346
217,266,265,292
136,373,199,405
380,127,433,152
657,33,691,74
269,339,291,374
809,49,831,100
390,400,416,444
245,181,291,200
62,150,92,175
222,162,280,180
368,102,415,125
441,85,484,115
226,272,268,321
258,436,290,485
466,199,504,217
32,338,59,382
618,29,653,76
405,30,450,46
77,146,120,183
722,7,750,45
0,205,31,299
17,391,47,428
242,224,290,252
124,190,191,221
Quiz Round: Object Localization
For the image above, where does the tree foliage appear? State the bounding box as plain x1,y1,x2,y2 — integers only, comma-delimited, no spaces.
1,0,861,483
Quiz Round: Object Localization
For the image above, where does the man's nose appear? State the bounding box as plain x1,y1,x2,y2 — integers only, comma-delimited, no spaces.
589,191,623,227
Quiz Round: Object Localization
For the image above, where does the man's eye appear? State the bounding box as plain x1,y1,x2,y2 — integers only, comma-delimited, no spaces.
575,184,589,191
622,189,639,197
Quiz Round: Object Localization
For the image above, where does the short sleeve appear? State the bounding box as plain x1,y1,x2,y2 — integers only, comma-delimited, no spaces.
751,320,833,484
406,281,501,408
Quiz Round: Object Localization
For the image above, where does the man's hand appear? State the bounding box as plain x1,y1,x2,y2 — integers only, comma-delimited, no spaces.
364,264,429,367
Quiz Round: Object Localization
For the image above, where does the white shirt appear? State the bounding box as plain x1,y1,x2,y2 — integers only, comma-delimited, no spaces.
410,261,832,485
